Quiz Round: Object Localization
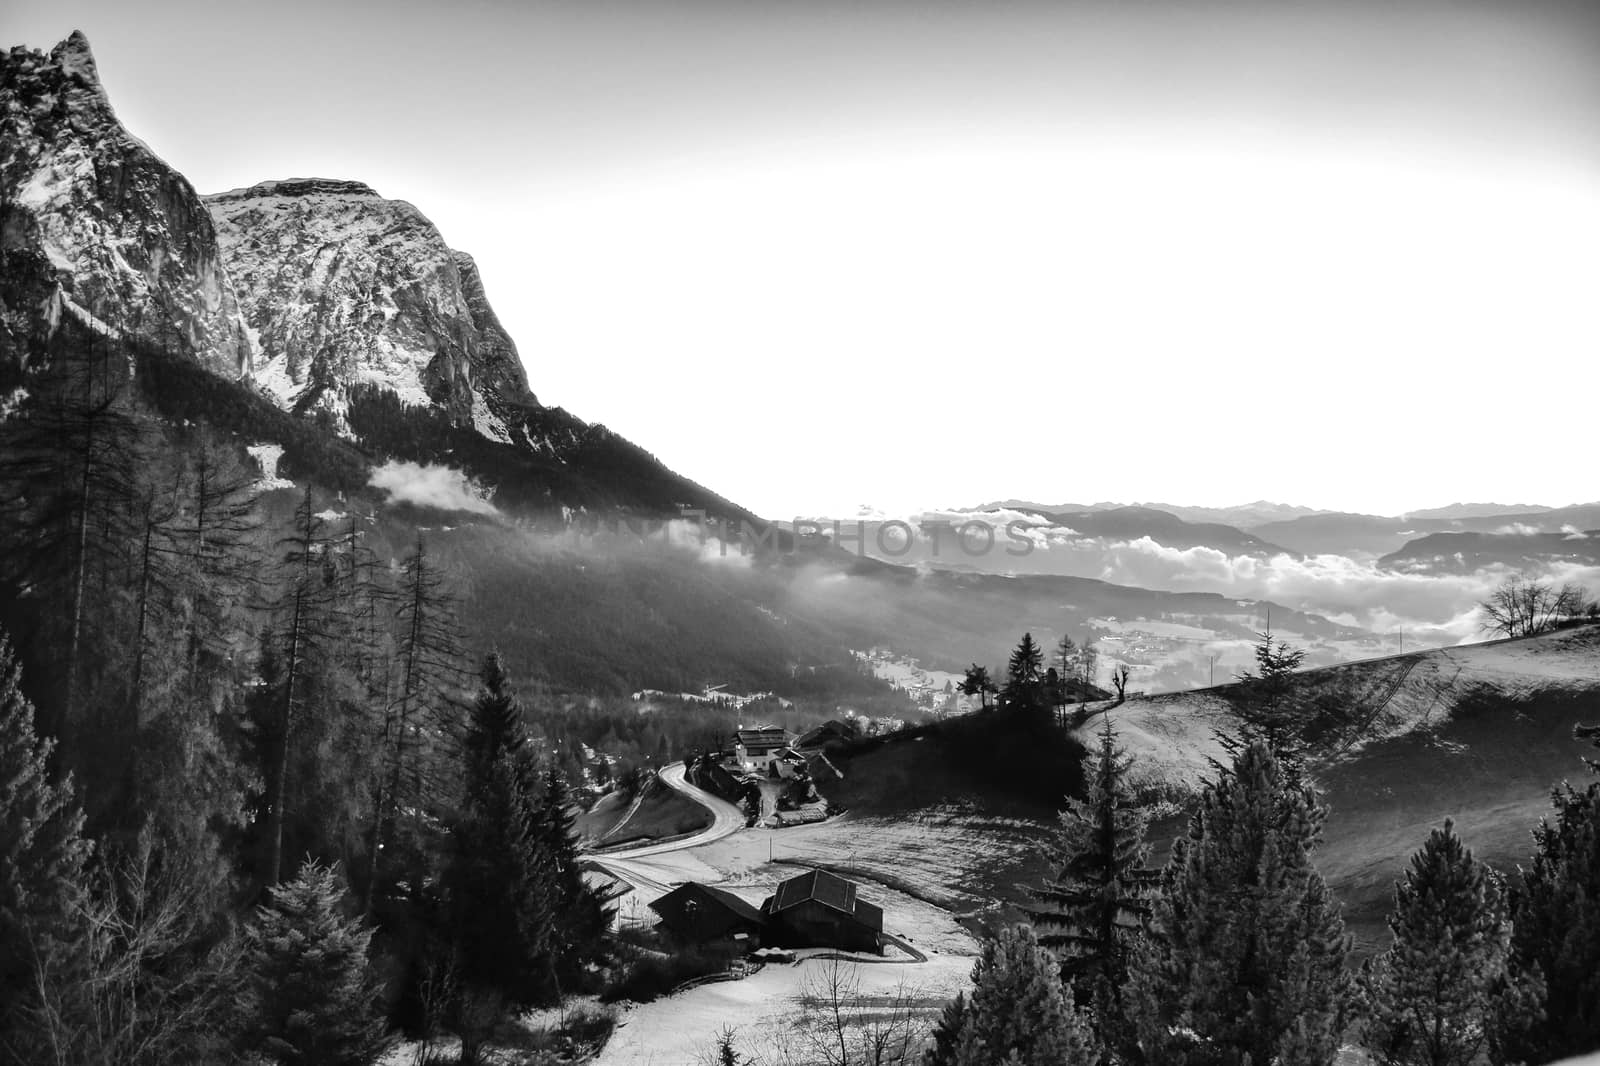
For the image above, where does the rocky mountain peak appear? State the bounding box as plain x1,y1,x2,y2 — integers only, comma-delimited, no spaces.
203,177,538,435
209,177,380,201
0,32,252,372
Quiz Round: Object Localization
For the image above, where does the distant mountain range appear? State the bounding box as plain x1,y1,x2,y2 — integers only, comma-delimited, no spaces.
978,499,1584,530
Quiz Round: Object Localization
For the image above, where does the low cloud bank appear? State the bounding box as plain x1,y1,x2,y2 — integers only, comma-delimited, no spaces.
369,461,499,515
839,509,1600,641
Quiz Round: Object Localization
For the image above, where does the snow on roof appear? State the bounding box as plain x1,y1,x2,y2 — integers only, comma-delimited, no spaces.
770,869,858,916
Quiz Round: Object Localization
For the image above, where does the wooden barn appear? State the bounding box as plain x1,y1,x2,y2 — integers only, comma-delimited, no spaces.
762,870,883,954
648,883,767,949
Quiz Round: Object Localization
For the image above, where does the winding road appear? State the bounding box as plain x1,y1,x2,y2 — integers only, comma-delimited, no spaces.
583,761,746,899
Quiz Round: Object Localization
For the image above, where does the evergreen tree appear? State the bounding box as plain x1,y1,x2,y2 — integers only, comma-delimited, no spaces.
373,533,465,900
537,763,614,985
241,859,392,1066
1128,739,1350,1066
1218,631,1309,777
1361,820,1538,1066
0,631,91,1063
258,485,339,886
959,664,997,711
0,330,141,737
1499,722,1600,1063
950,924,1098,1066
923,991,967,1066
1003,633,1050,719
1008,632,1044,687
1024,716,1155,1048
445,655,555,1007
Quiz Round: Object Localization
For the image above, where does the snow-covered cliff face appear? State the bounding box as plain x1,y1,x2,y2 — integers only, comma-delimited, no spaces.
0,32,252,373
205,179,535,439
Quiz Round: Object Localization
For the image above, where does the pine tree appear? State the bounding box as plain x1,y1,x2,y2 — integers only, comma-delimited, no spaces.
923,991,967,1066
1218,631,1309,777
1003,633,1050,720
1024,716,1155,1046
1128,739,1350,1066
241,859,392,1066
1361,820,1538,1066
259,484,339,886
373,533,465,899
1499,722,1600,1063
536,763,614,985
950,924,1098,1066
0,331,140,737
959,664,997,711
1008,633,1044,687
0,630,91,1061
445,655,555,1009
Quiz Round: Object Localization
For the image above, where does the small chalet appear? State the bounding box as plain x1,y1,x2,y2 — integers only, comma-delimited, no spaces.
762,870,883,955
649,883,766,949
733,726,790,774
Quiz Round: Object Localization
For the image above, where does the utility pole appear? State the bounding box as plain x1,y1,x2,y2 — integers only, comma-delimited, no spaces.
1209,655,1215,688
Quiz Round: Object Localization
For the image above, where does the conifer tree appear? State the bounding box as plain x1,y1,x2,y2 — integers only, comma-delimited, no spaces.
1361,820,1538,1066
537,763,614,984
259,486,339,886
1003,633,1051,719
1008,632,1044,687
0,631,91,1061
241,859,392,1066
923,992,967,1066
1128,739,1350,1066
959,664,997,711
1499,722,1600,1064
949,924,1097,1066
372,533,465,897
445,654,554,1008
1024,715,1155,1046
1218,631,1309,777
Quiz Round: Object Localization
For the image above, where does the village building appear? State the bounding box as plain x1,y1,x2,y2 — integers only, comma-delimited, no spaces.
793,719,854,752
761,869,884,954
648,883,766,949
731,726,791,774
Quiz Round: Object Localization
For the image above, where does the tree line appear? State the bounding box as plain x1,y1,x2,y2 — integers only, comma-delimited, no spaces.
0,330,613,1064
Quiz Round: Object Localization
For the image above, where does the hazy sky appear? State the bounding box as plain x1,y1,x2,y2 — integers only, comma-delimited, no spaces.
12,0,1600,518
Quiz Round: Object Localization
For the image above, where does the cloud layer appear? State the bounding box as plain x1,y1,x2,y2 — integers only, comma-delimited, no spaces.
369,461,499,515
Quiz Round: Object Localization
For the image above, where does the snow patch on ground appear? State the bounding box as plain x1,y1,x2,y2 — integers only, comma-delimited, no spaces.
0,388,28,423
594,858,977,1066
245,443,295,492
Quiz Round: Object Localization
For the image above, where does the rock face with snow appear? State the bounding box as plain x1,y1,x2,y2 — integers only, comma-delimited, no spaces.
205,178,535,438
0,31,758,519
0,32,251,372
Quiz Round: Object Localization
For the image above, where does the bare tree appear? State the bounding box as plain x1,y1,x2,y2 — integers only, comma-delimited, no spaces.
1479,577,1591,639
1111,664,1132,703
788,958,933,1066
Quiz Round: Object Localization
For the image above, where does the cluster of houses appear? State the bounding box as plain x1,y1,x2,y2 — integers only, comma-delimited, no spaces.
716,722,854,778
649,869,885,955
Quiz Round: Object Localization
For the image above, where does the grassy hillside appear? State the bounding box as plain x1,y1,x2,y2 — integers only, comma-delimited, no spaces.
808,625,1600,952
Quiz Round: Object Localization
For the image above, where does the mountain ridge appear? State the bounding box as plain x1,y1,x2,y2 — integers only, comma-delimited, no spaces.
0,32,761,523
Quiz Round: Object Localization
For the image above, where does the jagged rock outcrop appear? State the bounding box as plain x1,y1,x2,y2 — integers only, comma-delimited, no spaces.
205,178,536,438
0,31,759,520
0,31,251,372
